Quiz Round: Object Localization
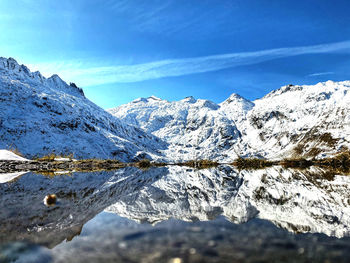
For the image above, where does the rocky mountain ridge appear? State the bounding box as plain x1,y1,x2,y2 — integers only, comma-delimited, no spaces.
0,57,166,161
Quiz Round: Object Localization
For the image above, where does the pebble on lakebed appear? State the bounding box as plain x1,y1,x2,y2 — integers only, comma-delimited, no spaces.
43,194,57,206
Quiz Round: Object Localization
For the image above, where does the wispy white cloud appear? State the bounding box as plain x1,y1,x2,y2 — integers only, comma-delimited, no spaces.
28,40,350,86
308,71,335,77
105,0,238,37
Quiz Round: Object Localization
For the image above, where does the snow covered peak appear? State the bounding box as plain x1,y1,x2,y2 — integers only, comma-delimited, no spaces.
0,57,84,97
131,95,167,104
48,74,69,89
0,57,33,77
0,57,19,70
0,57,32,78
221,93,252,106
262,84,304,99
148,95,162,101
181,96,196,103
255,80,350,108
219,93,254,114
260,81,350,101
242,80,350,159
48,74,64,83
194,99,219,110
109,94,246,161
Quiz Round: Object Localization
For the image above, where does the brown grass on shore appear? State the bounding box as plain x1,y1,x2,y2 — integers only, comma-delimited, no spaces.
35,153,75,162
175,159,219,169
279,158,314,169
231,157,276,170
315,152,350,173
136,159,152,169
3,150,350,174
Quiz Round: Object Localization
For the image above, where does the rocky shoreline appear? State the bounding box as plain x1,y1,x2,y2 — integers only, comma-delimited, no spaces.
0,159,127,173
1,151,349,174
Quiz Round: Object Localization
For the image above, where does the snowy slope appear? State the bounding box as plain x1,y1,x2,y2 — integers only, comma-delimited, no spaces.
0,150,29,161
243,81,350,159
0,57,166,161
110,81,350,161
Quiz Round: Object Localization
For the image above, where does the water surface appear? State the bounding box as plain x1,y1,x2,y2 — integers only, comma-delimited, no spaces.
1,166,350,262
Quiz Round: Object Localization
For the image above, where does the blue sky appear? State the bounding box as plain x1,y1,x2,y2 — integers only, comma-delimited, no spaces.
1,0,350,108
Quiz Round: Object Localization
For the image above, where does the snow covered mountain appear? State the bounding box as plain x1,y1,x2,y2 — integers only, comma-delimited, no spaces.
1,56,348,162
109,81,350,162
109,94,254,161
243,81,350,159
0,57,166,161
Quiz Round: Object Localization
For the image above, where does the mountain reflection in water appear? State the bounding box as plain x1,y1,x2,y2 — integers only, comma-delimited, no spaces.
1,166,350,262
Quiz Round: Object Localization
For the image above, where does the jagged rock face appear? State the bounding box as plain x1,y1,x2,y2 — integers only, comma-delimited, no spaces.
0,58,84,97
110,81,350,161
0,57,166,161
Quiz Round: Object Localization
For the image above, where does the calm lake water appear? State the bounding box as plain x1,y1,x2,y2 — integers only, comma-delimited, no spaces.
1,166,350,262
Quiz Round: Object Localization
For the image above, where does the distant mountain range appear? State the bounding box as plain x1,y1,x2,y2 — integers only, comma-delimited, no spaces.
109,80,350,162
1,56,349,161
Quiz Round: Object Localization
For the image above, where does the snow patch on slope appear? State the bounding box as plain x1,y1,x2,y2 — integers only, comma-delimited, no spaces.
0,150,29,161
